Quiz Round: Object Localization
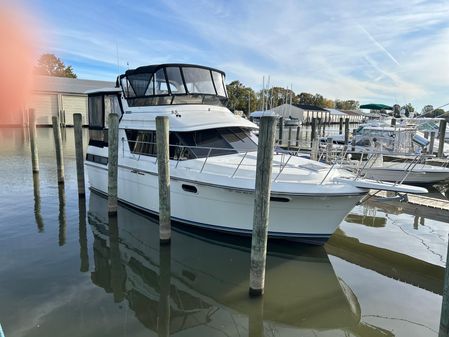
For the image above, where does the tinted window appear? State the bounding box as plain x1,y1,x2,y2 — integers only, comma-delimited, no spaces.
126,127,256,159
165,67,186,94
88,95,103,128
127,73,152,96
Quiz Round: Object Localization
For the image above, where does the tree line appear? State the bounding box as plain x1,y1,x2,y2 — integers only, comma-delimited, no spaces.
226,80,362,116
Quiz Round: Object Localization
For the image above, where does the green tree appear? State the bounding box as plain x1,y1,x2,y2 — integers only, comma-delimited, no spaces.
322,98,335,109
335,99,359,110
433,108,446,117
226,80,257,116
35,53,77,78
401,103,415,117
261,87,296,109
296,92,315,105
421,105,434,116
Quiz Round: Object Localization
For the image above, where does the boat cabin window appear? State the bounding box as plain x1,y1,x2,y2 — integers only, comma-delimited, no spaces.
125,127,257,160
121,65,228,107
88,93,122,147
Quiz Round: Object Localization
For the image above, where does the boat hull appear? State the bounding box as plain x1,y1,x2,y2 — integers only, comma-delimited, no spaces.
361,167,449,184
86,162,364,245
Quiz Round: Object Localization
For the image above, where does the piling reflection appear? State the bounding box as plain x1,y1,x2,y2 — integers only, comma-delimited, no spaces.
158,244,171,337
108,214,125,303
32,172,44,232
78,197,89,272
439,235,449,337
87,191,363,335
58,184,66,246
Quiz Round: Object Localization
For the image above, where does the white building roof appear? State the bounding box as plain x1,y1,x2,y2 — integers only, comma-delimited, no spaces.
34,75,116,95
327,108,347,115
271,103,305,120
250,110,279,118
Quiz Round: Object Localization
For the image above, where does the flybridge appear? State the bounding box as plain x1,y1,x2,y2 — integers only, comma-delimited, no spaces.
117,63,228,107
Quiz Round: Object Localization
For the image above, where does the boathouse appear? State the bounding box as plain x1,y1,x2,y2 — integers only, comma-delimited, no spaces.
29,76,115,126
293,104,330,124
271,103,305,121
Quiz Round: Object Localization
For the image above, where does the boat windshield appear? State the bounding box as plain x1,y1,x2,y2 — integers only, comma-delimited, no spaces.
125,127,258,160
120,65,228,107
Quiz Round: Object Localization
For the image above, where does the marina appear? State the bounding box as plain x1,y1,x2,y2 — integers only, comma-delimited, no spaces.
0,123,448,336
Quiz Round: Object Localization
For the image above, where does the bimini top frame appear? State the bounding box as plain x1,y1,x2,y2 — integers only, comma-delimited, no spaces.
117,63,228,108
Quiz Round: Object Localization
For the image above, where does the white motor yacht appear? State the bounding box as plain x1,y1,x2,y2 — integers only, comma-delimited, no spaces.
85,63,426,245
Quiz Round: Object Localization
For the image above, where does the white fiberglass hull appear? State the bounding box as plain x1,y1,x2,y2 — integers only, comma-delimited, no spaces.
361,163,449,184
86,162,363,244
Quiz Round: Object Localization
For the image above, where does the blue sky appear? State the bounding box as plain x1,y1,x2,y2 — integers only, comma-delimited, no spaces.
19,0,449,111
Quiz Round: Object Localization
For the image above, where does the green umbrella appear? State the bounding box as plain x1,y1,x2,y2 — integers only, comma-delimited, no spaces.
359,103,393,110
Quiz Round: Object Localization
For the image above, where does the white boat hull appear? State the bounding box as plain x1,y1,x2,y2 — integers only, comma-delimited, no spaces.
86,162,363,244
361,164,449,184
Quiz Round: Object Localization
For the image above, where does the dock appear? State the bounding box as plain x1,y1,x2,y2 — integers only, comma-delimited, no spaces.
369,190,449,212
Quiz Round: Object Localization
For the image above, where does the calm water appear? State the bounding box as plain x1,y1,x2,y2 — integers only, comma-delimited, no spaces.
0,127,448,337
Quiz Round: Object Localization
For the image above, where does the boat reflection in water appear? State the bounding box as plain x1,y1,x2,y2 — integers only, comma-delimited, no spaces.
88,191,365,336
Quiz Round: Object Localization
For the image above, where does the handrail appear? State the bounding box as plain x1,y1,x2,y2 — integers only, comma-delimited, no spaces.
200,148,212,173
274,154,293,182
231,152,248,178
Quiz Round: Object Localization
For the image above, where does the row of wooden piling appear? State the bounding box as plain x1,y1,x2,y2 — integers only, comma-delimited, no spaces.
27,110,449,309
277,117,351,149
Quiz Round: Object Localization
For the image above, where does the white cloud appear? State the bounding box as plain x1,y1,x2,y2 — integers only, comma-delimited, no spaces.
36,0,449,110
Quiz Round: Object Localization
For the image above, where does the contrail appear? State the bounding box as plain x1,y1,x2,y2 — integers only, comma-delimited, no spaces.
359,24,400,66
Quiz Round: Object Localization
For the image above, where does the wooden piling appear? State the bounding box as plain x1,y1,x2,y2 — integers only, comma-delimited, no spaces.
439,234,449,337
322,119,326,137
58,184,66,246
52,116,65,184
430,132,436,155
311,118,317,146
108,113,119,215
344,118,350,146
29,109,39,173
391,118,396,127
156,116,171,244
310,139,319,161
278,117,284,145
287,126,292,149
73,113,85,196
438,120,447,158
339,118,343,135
352,128,357,151
249,116,277,297
295,126,300,147
326,137,333,164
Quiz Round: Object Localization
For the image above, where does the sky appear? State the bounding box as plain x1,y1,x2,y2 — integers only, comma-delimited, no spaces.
11,0,449,111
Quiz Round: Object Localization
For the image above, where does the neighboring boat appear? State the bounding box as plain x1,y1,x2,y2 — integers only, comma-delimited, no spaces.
85,63,427,245
284,116,300,127
346,160,449,185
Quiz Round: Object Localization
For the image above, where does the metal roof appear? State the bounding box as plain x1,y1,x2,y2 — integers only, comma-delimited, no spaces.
293,104,329,112
34,75,115,95
326,108,346,115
